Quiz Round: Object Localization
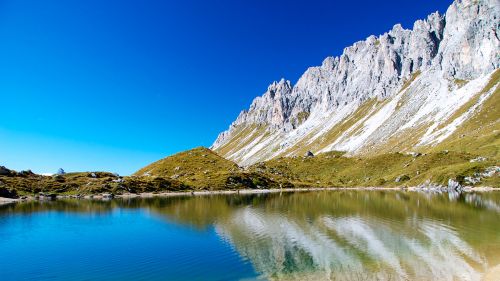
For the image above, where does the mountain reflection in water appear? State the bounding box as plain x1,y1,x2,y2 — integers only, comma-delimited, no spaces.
2,190,499,281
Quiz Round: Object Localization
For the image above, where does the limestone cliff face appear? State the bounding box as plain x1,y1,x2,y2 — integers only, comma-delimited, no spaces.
233,79,293,130
213,0,500,166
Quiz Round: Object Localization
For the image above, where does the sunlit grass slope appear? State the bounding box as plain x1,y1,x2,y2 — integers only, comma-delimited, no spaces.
133,147,283,190
249,151,498,188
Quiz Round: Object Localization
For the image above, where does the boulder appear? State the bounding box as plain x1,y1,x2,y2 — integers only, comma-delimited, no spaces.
469,157,487,163
395,174,410,183
19,170,35,177
407,152,422,157
447,179,463,192
39,193,56,200
0,187,17,198
0,166,11,176
304,151,314,157
102,193,114,199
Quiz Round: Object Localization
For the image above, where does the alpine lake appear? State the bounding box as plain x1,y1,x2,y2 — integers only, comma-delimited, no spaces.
1,190,500,281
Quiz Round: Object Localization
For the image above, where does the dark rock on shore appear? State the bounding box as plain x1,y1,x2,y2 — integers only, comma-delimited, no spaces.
0,187,18,198
39,193,57,200
102,193,114,199
395,175,410,183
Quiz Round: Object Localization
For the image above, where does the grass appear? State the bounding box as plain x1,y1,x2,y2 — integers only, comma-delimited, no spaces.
249,151,499,187
454,78,469,88
133,147,285,190
1,146,498,198
0,171,188,197
135,147,239,177
293,111,310,127
0,147,288,198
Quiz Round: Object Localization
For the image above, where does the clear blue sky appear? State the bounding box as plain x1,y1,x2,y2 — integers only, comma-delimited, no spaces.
0,0,452,175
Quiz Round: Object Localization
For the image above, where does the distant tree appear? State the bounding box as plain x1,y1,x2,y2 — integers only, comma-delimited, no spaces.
56,168,66,175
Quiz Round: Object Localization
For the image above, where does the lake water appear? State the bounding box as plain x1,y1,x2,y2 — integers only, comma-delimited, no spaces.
1,191,500,281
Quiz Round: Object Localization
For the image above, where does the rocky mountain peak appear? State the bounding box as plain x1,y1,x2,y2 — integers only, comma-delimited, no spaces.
439,0,499,79
267,78,292,99
212,0,500,166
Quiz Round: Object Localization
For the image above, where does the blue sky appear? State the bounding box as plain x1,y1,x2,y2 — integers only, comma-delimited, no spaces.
0,0,452,175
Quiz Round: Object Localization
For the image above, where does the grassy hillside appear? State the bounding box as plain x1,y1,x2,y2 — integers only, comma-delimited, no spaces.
1,148,498,199
0,148,285,198
132,145,498,190
0,170,188,197
133,147,284,190
249,151,499,188
135,147,239,177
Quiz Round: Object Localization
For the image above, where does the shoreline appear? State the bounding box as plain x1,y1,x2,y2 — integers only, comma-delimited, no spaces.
0,197,20,205
117,185,499,198
1,186,498,205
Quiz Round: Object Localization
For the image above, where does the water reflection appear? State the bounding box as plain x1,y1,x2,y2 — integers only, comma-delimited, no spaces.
2,191,500,281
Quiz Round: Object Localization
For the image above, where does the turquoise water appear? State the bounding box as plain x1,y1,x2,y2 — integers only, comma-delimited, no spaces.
0,203,260,281
1,191,500,280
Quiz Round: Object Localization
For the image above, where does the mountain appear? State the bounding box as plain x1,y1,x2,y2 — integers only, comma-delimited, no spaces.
212,0,500,166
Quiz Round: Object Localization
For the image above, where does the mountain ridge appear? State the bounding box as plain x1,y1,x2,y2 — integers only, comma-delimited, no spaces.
212,0,499,166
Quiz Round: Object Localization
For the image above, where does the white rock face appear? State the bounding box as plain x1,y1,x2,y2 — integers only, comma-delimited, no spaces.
212,0,500,165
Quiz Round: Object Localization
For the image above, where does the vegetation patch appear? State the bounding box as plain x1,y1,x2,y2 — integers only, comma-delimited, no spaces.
454,78,469,89
249,151,498,188
296,111,310,126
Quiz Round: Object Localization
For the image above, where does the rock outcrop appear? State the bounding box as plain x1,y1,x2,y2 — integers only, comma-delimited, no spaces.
0,166,12,176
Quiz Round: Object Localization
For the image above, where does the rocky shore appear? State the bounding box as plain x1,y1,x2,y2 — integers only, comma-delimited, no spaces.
1,185,497,206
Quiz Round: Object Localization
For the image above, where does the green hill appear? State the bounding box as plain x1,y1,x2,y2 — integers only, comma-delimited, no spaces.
133,147,282,190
